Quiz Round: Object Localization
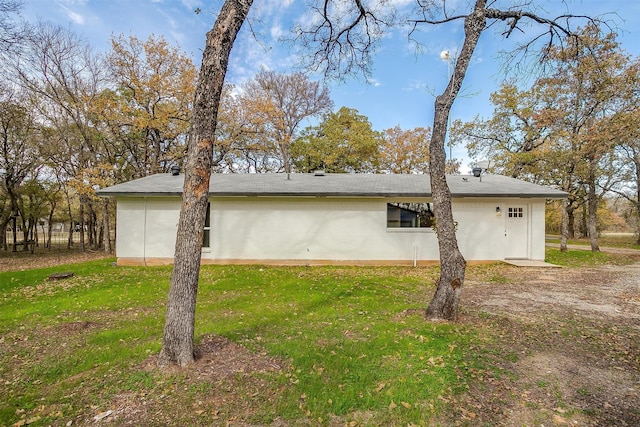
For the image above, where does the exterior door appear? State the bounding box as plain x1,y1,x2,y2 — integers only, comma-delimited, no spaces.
505,205,528,259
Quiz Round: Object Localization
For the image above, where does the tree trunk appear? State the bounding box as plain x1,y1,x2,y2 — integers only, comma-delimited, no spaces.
158,0,253,367
46,215,53,249
587,172,600,252
0,218,7,251
635,164,640,245
78,199,85,252
102,199,112,253
560,199,568,252
21,217,29,252
426,1,485,321
580,201,588,238
567,208,575,239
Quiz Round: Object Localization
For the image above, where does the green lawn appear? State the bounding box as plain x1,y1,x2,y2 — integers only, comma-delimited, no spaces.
2,247,637,426
0,259,487,426
546,233,640,250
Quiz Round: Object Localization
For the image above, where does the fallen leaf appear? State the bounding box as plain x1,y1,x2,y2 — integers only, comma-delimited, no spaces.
401,402,411,409
375,383,386,392
388,401,397,410
552,414,567,425
93,410,113,422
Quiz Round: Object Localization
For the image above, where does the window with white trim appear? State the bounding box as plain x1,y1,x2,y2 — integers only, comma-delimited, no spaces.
508,207,524,218
387,203,434,228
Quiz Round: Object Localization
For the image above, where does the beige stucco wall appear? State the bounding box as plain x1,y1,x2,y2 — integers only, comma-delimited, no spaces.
114,196,548,265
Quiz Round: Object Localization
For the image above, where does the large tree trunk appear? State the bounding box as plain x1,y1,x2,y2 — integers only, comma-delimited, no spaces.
426,1,485,321
158,0,253,367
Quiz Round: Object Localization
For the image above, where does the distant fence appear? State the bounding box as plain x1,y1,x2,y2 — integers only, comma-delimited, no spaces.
4,230,82,248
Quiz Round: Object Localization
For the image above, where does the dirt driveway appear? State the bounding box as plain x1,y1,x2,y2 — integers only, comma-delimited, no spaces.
458,262,640,426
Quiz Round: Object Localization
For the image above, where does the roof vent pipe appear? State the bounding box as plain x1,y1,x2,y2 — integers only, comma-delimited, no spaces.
170,165,180,176
314,169,325,176
472,167,482,178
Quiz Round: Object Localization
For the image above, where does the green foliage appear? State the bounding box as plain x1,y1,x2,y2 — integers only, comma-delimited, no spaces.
291,106,381,173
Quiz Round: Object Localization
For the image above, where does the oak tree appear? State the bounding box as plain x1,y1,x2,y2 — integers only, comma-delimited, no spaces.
379,126,431,174
104,34,197,177
9,22,112,252
158,0,254,367
291,106,380,173
239,69,333,173
460,26,634,251
295,0,602,320
0,90,40,251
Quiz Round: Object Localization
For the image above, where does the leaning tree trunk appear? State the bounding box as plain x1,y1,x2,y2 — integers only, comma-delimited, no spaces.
158,0,253,367
426,1,486,321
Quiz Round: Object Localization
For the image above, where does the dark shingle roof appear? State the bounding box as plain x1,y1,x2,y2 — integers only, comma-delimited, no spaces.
97,172,567,199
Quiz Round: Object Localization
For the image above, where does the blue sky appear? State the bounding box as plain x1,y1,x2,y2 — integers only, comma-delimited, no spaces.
19,0,640,169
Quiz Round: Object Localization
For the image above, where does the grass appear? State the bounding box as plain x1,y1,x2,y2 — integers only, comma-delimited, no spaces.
0,259,486,426
1,246,638,426
546,233,640,250
545,247,640,266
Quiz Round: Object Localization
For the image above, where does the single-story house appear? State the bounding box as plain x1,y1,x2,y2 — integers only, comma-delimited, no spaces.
97,172,566,266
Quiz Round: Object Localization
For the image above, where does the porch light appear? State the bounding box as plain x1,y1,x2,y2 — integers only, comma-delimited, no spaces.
496,207,502,216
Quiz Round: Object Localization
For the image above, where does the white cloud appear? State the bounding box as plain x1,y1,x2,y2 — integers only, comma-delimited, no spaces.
270,23,284,40
402,80,427,92
67,10,85,24
170,30,187,46
53,0,88,24
367,78,382,87
58,0,87,5
180,0,203,10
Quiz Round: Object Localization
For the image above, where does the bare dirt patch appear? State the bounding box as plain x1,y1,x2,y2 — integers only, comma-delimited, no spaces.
0,245,111,272
455,263,640,426
91,335,287,426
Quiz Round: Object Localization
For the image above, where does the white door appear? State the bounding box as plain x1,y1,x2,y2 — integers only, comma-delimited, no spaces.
505,205,528,259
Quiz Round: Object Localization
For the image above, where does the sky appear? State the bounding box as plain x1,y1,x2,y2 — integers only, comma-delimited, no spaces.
17,0,640,171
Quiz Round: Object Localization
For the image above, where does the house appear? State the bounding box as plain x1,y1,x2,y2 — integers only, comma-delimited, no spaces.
97,172,566,266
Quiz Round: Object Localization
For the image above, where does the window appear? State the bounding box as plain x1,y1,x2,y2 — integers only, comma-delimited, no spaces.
508,207,523,218
387,203,433,228
203,202,211,248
